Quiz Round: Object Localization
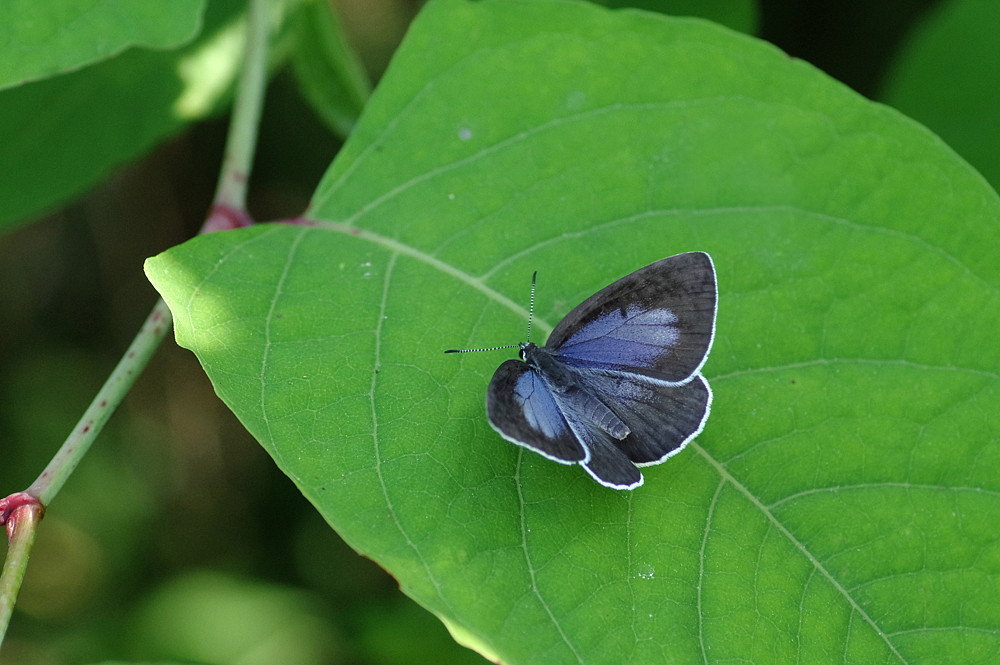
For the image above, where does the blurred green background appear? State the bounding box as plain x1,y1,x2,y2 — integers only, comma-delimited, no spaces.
1,0,993,663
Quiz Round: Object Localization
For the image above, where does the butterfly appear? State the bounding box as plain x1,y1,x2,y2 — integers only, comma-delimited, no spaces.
447,252,717,490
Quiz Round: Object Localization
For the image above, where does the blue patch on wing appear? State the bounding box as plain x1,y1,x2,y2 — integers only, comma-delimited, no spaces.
514,370,568,440
556,305,680,370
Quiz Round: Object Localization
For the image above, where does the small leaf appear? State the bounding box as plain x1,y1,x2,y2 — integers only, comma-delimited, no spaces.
290,0,372,137
147,0,1000,663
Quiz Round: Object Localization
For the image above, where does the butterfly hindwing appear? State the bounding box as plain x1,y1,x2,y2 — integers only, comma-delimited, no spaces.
576,429,644,490
548,252,716,384
486,360,587,464
569,369,713,465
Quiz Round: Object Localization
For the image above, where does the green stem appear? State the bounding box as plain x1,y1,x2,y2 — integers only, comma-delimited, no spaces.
212,0,271,212
27,299,173,504
0,504,44,640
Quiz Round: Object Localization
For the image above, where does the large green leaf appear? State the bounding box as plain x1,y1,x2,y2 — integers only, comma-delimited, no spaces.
145,0,1000,663
0,0,204,89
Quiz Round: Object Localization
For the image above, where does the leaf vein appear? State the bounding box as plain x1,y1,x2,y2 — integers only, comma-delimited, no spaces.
514,448,585,663
694,443,912,664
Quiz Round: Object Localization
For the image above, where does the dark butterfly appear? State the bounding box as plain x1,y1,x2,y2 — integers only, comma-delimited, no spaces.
447,252,717,490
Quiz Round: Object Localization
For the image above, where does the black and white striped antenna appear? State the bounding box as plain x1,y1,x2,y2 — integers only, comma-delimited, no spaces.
444,271,537,354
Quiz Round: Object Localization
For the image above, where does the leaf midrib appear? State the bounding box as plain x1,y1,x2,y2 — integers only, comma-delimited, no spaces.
693,441,911,663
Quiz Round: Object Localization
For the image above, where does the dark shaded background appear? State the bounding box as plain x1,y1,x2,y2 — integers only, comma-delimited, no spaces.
0,0,948,662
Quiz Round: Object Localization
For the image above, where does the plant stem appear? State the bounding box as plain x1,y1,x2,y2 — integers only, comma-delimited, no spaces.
0,504,43,640
0,0,274,647
27,300,173,504
211,0,271,214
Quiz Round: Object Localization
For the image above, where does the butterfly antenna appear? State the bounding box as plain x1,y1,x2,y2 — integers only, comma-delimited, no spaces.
525,270,537,342
443,270,538,354
443,344,519,354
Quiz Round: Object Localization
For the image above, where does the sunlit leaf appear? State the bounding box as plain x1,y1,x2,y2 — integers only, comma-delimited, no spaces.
146,0,1000,663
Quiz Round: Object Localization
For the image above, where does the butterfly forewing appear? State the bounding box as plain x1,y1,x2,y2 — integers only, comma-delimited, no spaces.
547,252,716,383
486,360,588,464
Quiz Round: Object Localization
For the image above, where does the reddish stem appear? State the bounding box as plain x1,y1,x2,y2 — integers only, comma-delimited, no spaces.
0,493,44,542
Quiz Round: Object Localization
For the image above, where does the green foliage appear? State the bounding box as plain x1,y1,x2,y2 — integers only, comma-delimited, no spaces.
0,0,204,89
290,0,372,137
145,1,1000,663
0,0,242,230
128,571,341,664
597,0,758,33
881,0,1000,190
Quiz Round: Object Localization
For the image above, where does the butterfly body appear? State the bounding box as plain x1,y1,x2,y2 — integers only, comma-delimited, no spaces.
517,342,631,440
475,252,717,490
